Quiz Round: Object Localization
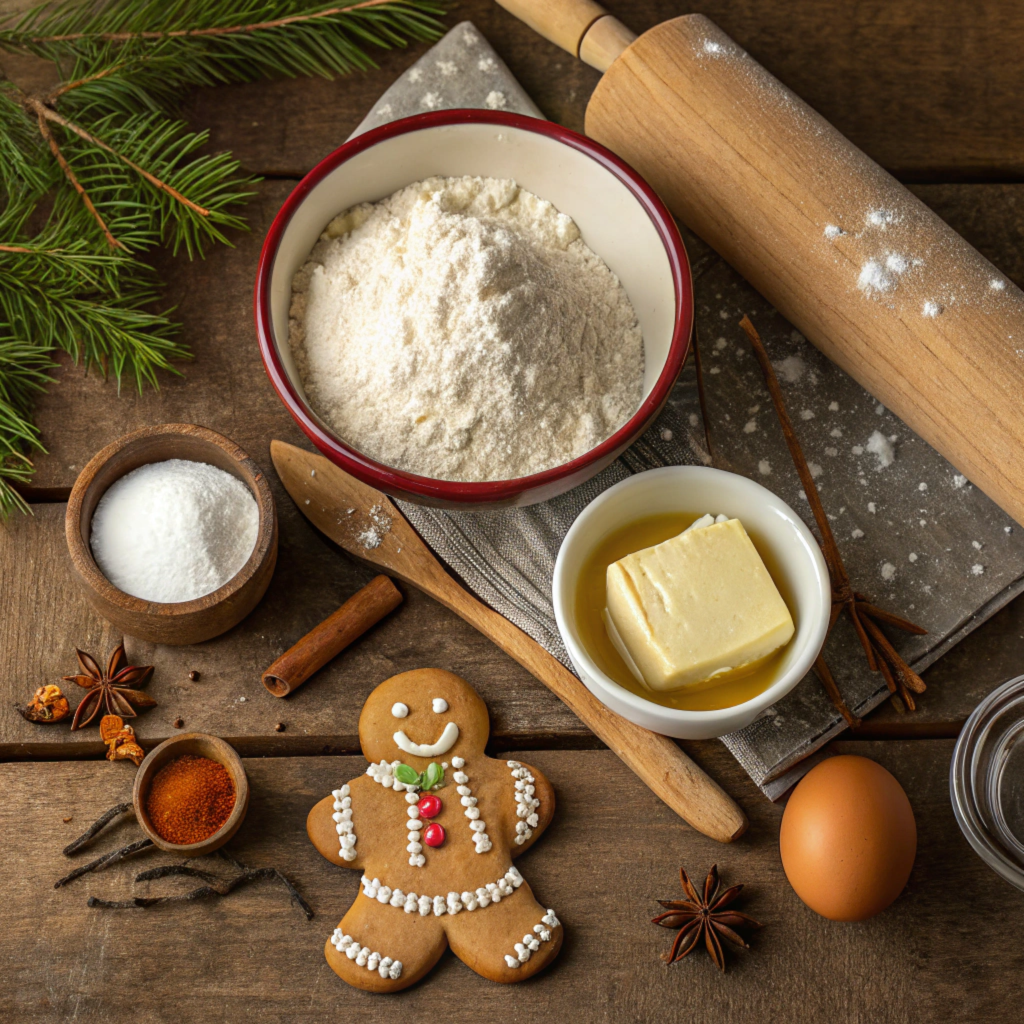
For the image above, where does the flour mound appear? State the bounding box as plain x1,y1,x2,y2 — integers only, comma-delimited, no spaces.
289,176,644,482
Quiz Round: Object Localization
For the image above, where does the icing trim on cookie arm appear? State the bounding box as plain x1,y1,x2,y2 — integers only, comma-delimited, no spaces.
393,721,459,758
508,761,541,847
331,785,358,862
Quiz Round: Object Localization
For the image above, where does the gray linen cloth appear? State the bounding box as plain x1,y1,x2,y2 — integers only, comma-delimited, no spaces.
350,23,1024,798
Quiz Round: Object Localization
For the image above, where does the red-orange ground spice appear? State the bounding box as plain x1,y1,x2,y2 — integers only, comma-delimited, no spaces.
145,754,235,845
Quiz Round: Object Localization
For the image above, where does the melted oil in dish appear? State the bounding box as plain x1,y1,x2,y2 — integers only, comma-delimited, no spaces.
574,512,795,712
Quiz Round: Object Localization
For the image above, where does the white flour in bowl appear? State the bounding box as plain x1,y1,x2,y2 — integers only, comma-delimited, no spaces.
289,176,644,482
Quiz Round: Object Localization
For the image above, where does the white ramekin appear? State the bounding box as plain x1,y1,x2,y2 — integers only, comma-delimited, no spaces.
552,466,831,739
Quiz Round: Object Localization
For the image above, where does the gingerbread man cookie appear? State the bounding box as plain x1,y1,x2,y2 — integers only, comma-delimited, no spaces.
307,668,562,991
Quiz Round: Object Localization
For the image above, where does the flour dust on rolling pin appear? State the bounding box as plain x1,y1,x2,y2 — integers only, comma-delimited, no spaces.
584,14,1024,526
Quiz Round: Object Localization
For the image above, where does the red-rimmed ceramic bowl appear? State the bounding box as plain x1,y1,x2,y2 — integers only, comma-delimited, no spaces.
255,110,693,509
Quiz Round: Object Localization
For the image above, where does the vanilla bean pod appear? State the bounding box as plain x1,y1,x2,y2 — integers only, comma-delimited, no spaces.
54,837,153,889
88,862,314,919
136,864,221,883
62,802,133,855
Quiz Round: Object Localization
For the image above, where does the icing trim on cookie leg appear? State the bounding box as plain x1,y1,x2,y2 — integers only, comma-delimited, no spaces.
331,785,357,861
507,761,541,846
393,721,459,757
503,909,560,970
450,756,492,854
359,867,523,915
330,930,403,980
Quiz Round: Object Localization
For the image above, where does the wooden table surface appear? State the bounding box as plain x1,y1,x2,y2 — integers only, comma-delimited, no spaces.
3,1,1024,1020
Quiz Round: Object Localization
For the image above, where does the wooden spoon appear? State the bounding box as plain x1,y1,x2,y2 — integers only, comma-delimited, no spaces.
271,440,747,843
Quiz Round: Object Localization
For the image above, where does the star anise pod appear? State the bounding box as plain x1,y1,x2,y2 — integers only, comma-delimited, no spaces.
64,643,156,731
653,864,762,971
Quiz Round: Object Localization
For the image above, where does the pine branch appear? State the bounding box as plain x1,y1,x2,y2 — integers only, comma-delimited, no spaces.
1,1,446,83
0,245,187,387
0,0,450,517
32,101,127,248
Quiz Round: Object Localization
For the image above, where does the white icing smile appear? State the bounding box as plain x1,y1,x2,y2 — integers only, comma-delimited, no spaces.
393,721,459,757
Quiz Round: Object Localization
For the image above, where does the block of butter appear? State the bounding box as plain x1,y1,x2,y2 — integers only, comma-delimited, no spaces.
604,516,795,692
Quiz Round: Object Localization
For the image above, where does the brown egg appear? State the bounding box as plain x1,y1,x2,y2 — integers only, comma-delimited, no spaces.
780,755,916,921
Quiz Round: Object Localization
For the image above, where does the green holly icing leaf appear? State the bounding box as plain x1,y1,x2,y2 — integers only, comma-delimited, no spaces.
423,762,444,791
394,763,421,786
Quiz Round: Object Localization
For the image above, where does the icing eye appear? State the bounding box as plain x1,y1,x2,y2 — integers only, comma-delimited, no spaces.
432,698,448,713
391,703,409,719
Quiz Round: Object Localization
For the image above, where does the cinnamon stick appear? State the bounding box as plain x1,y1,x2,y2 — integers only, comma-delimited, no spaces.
262,575,402,697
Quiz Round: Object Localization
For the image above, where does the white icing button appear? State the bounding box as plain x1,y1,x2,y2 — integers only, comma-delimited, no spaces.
432,698,448,713
391,702,409,719
451,756,465,769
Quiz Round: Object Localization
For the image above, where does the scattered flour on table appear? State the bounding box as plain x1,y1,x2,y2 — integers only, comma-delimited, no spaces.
772,355,805,383
90,459,259,603
865,430,895,470
290,176,643,482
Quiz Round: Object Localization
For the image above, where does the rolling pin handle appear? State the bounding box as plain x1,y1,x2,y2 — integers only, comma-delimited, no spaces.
495,0,635,70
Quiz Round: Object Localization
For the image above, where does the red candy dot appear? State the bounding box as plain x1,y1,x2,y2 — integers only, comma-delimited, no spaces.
417,794,442,818
423,823,446,848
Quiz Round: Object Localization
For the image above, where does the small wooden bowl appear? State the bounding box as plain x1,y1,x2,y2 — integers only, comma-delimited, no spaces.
133,732,249,856
66,423,278,645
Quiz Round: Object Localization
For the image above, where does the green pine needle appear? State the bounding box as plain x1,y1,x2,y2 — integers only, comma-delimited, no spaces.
0,0,448,517
2,1,447,83
0,333,53,517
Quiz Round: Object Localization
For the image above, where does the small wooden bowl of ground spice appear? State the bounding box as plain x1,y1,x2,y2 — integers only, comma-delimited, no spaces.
134,733,249,856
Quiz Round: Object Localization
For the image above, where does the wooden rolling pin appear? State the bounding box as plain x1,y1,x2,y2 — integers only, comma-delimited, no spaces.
498,0,1024,526
270,440,747,843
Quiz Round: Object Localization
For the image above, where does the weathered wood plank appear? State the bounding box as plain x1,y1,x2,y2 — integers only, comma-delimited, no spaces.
1,741,1020,1022
179,0,1024,180
0,502,591,758
7,492,1018,756
5,0,1021,177
25,180,1024,492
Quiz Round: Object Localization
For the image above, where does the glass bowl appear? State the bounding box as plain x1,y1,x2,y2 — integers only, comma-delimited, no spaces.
950,674,1024,890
